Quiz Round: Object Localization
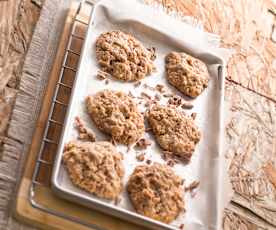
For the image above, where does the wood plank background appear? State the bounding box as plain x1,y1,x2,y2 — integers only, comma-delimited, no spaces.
0,0,275,229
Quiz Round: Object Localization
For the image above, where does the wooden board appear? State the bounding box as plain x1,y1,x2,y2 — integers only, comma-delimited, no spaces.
14,3,143,230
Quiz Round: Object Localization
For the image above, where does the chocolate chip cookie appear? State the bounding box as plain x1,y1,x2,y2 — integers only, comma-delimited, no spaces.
62,141,124,200
96,30,156,81
147,105,201,161
165,52,209,98
127,163,185,223
86,90,145,145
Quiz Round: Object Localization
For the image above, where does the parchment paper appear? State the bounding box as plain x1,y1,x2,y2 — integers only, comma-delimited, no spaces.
52,0,232,229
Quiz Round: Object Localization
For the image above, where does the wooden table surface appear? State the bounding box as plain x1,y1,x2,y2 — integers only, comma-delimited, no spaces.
0,0,275,229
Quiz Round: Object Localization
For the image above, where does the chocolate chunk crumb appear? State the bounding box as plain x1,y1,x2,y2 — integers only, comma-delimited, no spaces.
179,224,185,229
105,79,109,85
146,159,152,165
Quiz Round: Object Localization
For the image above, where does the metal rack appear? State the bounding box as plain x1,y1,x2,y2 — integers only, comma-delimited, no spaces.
29,1,102,229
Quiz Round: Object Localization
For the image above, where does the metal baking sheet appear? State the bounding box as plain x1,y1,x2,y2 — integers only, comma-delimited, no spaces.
52,0,227,229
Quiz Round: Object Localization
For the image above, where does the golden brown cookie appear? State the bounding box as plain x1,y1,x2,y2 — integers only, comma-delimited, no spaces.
86,90,145,145
127,163,185,223
147,105,201,161
165,52,209,98
96,30,156,81
62,141,124,200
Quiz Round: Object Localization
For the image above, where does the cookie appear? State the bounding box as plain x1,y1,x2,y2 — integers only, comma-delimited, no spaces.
62,141,124,200
86,90,145,145
96,30,156,81
127,163,185,223
165,52,209,98
147,105,201,161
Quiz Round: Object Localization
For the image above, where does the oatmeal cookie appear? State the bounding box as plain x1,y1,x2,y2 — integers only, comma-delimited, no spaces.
62,141,124,200
147,105,201,161
127,163,185,223
165,52,209,98
86,90,145,145
96,30,155,81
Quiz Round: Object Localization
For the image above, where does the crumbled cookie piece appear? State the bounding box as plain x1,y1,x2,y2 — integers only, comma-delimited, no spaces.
163,93,173,98
127,163,185,223
148,105,201,161
86,90,145,145
185,181,200,192
74,116,96,142
181,102,193,110
140,92,151,100
168,95,183,107
134,81,141,87
165,52,209,98
155,84,166,93
136,152,145,162
191,112,197,120
135,138,151,149
63,141,124,200
147,47,157,61
96,31,155,81
154,94,161,101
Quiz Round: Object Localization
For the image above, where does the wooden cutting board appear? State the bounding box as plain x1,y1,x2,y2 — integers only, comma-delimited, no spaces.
14,2,143,230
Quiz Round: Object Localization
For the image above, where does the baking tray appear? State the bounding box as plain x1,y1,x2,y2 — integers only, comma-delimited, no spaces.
52,0,226,229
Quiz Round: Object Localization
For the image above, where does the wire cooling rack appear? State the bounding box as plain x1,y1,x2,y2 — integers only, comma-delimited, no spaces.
28,1,102,229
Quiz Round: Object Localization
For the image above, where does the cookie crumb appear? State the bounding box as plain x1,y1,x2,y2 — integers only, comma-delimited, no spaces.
147,47,156,61
154,94,161,101
167,159,175,167
143,83,155,91
181,102,193,109
163,93,173,98
185,181,200,192
136,152,145,162
179,224,185,229
146,159,152,165
128,91,135,98
141,92,151,100
155,84,166,93
74,116,96,142
168,95,183,107
134,81,141,87
135,138,152,149
191,112,197,120
96,70,110,80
